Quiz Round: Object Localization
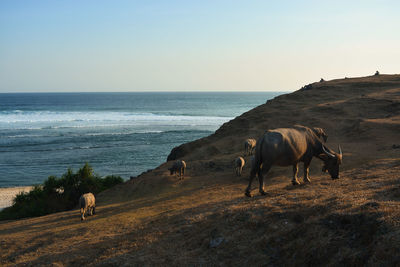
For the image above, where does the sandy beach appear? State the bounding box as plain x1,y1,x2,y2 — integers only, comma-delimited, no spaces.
0,186,33,210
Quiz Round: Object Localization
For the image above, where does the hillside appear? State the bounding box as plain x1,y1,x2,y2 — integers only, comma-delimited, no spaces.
1,74,400,266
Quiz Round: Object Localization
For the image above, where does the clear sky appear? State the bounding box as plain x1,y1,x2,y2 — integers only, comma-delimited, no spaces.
0,0,399,92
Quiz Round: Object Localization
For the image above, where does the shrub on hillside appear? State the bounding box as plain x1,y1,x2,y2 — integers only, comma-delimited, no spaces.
0,163,123,220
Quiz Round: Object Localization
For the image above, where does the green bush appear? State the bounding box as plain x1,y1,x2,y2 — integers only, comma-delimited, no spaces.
0,163,124,220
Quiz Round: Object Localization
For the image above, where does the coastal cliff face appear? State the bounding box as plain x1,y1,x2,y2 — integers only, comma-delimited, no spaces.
167,74,400,166
1,75,400,266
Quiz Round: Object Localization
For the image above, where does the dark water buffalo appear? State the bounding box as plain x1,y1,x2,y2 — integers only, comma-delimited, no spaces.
245,126,342,197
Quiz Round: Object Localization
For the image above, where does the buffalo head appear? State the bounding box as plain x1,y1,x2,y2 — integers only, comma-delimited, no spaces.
321,145,343,179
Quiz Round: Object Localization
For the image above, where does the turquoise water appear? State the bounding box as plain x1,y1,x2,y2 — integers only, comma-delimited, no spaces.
0,92,282,187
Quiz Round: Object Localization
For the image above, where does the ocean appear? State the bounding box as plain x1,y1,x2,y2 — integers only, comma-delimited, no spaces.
0,92,282,187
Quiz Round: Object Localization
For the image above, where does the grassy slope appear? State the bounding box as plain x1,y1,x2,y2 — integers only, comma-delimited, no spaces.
1,74,400,266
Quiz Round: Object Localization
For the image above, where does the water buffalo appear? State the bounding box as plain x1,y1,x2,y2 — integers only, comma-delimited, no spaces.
245,126,342,197
79,192,96,220
244,138,257,155
234,156,245,176
169,160,186,180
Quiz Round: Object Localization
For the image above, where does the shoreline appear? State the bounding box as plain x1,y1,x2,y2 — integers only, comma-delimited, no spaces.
0,186,33,210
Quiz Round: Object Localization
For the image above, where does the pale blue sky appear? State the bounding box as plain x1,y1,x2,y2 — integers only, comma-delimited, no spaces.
0,0,399,92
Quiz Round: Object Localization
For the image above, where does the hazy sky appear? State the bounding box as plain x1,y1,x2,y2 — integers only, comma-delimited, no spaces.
0,0,399,92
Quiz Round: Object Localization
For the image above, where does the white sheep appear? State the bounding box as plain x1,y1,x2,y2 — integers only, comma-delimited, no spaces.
79,192,96,221
234,156,245,176
169,160,186,180
244,138,257,155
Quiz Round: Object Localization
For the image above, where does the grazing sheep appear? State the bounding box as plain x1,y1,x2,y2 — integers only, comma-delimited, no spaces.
79,192,95,221
169,160,186,179
244,138,257,155
234,156,245,176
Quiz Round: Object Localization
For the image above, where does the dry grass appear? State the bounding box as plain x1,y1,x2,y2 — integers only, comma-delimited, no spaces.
1,74,400,266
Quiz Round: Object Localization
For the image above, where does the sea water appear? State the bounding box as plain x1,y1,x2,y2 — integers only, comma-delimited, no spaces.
0,92,282,187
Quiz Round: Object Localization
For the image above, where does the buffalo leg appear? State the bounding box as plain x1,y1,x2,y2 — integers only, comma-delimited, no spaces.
292,164,300,185
303,160,311,183
245,167,258,197
258,169,266,195
258,164,270,195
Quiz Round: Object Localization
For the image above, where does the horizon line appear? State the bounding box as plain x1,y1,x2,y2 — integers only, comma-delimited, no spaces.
0,90,290,94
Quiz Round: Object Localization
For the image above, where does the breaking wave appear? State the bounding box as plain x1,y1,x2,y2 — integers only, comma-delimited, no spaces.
0,110,233,130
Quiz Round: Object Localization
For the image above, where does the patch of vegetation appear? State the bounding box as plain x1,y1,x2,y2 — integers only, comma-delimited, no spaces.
0,163,123,220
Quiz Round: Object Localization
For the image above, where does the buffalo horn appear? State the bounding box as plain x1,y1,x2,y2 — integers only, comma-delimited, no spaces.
338,145,343,157
322,145,336,158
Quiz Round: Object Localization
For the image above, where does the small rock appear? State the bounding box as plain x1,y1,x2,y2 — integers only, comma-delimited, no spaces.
210,228,219,238
209,237,224,248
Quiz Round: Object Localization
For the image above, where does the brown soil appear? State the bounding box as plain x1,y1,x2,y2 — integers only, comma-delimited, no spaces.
1,74,400,266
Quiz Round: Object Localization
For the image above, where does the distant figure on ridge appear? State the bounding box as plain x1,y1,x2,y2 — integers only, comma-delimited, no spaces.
375,70,380,76
169,160,186,180
79,192,96,221
234,156,245,176
300,84,313,91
